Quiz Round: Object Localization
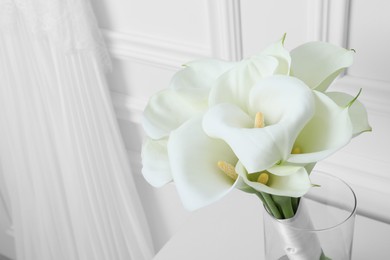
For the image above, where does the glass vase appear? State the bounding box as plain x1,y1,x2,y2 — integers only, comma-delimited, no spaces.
262,172,357,260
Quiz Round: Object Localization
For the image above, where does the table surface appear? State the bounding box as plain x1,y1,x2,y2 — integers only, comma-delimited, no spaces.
153,194,266,260
153,191,390,260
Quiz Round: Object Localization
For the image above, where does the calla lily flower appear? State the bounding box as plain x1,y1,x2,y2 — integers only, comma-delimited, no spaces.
326,91,372,137
287,90,372,164
235,162,311,198
291,41,355,92
209,36,290,112
142,59,235,186
168,116,240,210
204,75,315,173
142,59,235,140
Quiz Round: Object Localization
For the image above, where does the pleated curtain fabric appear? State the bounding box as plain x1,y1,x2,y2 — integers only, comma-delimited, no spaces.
0,1,154,259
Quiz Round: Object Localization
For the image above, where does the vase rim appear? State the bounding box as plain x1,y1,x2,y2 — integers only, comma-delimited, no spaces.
265,171,357,232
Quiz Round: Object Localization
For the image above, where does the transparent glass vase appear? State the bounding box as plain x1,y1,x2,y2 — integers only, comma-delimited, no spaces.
262,172,357,260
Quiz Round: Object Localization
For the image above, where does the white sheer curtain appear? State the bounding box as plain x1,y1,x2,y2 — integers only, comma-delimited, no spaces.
0,1,154,259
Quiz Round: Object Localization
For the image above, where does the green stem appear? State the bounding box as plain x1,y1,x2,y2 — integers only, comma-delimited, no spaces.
255,192,266,205
320,251,332,260
272,195,295,219
260,192,282,219
291,197,299,214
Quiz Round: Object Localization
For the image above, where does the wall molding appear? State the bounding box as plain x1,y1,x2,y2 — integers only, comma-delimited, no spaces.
306,0,351,47
306,0,328,41
207,0,243,61
103,29,211,70
327,0,351,46
103,1,244,69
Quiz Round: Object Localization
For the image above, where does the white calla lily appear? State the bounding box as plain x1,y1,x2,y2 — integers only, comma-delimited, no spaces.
141,138,172,187
168,116,239,210
261,34,291,75
143,58,236,139
171,59,235,90
288,90,354,164
209,36,291,111
209,55,279,111
142,59,235,191
291,42,354,92
326,91,372,136
203,76,314,173
203,103,283,172
267,164,303,176
143,88,209,139
235,162,311,198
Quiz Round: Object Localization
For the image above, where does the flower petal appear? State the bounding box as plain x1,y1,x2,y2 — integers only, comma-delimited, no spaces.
143,88,209,139
208,36,294,111
209,55,279,111
168,116,238,211
203,103,289,173
170,59,236,89
249,75,315,127
291,42,354,92
288,91,353,164
236,162,311,197
326,91,372,136
261,34,291,75
267,164,303,176
141,138,172,187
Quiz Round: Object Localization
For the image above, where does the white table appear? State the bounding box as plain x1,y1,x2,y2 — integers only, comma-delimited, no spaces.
153,191,267,260
153,190,390,260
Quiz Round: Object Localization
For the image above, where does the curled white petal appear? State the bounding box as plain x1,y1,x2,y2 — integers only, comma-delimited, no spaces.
143,88,208,139
209,55,279,111
267,164,303,176
210,36,292,109
248,75,315,129
326,91,372,136
203,103,284,173
288,91,353,164
236,163,311,197
168,116,238,211
143,58,235,139
171,59,236,90
291,42,354,92
261,35,291,75
141,138,172,187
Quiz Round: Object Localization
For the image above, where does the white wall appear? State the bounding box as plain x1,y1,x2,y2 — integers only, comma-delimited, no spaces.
0,0,389,258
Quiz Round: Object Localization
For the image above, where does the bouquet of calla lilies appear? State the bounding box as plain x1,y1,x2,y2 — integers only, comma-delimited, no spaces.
141,35,370,259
